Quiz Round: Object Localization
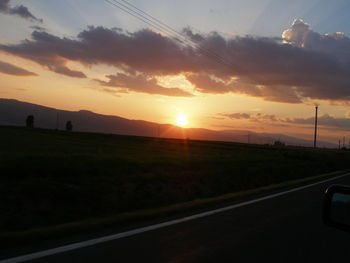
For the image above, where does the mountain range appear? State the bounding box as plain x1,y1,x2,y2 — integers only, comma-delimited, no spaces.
0,98,336,148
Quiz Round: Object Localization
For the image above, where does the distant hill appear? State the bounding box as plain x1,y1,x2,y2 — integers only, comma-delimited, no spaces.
0,98,336,148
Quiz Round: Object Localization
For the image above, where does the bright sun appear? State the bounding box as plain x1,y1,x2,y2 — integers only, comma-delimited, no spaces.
176,113,189,127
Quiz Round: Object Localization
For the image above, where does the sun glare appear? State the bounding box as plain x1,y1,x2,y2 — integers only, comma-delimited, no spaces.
176,113,189,127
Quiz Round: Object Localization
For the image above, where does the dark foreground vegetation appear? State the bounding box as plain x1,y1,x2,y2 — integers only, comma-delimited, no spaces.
1,126,349,238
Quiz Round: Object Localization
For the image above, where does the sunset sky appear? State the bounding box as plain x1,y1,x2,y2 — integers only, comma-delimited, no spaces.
2,0,350,144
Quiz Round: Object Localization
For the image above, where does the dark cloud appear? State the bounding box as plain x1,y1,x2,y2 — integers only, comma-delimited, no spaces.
186,74,232,94
0,60,37,76
285,114,350,130
277,114,350,132
95,73,193,97
0,31,86,78
30,25,46,31
182,27,205,43
220,110,350,131
50,64,86,78
186,73,303,103
0,0,42,22
1,21,350,101
255,113,277,121
220,112,277,122
220,113,251,119
0,0,10,12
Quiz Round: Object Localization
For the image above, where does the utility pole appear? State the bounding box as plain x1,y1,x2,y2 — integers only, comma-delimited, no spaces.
343,136,346,148
313,105,318,148
55,112,59,130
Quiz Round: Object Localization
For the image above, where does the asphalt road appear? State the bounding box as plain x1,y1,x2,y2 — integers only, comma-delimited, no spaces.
4,174,350,263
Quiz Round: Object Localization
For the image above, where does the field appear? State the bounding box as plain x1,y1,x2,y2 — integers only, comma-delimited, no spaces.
1,125,350,244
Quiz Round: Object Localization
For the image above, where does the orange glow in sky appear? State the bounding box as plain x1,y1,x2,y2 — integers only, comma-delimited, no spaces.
175,113,189,127
2,1,350,146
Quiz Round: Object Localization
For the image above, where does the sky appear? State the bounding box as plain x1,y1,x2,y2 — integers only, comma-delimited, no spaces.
2,0,350,144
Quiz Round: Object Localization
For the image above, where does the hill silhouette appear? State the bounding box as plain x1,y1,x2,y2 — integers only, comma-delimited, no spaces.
0,98,336,148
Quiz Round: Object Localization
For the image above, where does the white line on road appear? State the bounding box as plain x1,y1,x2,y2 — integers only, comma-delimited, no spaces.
1,172,349,263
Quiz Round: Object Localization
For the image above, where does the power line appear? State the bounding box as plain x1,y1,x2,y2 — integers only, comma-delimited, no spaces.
107,0,212,61
313,105,318,148
119,0,221,53
117,0,234,66
109,0,229,64
105,0,173,39
105,0,235,70
109,0,180,40
120,0,181,35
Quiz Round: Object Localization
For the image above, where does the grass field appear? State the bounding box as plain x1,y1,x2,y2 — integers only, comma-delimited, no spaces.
1,125,350,243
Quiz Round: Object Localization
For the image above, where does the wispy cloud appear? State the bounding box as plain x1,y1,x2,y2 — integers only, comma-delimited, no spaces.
0,61,37,76
219,113,251,119
30,25,46,31
0,0,42,23
94,73,194,97
219,111,350,131
219,112,277,122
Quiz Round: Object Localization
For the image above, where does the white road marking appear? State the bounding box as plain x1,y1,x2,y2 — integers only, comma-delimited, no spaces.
1,172,349,263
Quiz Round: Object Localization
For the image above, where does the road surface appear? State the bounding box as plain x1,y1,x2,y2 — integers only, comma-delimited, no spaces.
2,173,350,263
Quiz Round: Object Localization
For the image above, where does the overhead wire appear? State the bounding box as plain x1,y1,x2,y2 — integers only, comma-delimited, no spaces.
105,0,234,70
108,0,218,57
117,0,231,65
105,0,174,40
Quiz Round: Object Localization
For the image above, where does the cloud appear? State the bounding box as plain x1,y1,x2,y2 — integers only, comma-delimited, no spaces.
0,60,37,76
0,31,86,78
284,114,350,130
182,27,205,43
0,0,42,22
219,113,251,119
186,74,232,94
219,111,350,131
30,25,46,31
1,22,350,101
220,112,277,122
282,19,311,47
95,73,193,97
50,64,86,78
283,19,350,61
186,73,303,103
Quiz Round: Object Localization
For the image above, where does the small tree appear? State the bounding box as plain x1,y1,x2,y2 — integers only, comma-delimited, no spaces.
274,140,285,147
26,115,34,128
66,120,73,131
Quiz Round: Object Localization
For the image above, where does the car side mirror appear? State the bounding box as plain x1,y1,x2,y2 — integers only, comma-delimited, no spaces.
323,185,350,231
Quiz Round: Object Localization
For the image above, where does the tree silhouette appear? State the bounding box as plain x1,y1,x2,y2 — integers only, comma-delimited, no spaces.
66,120,73,131
26,115,34,128
273,140,285,147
